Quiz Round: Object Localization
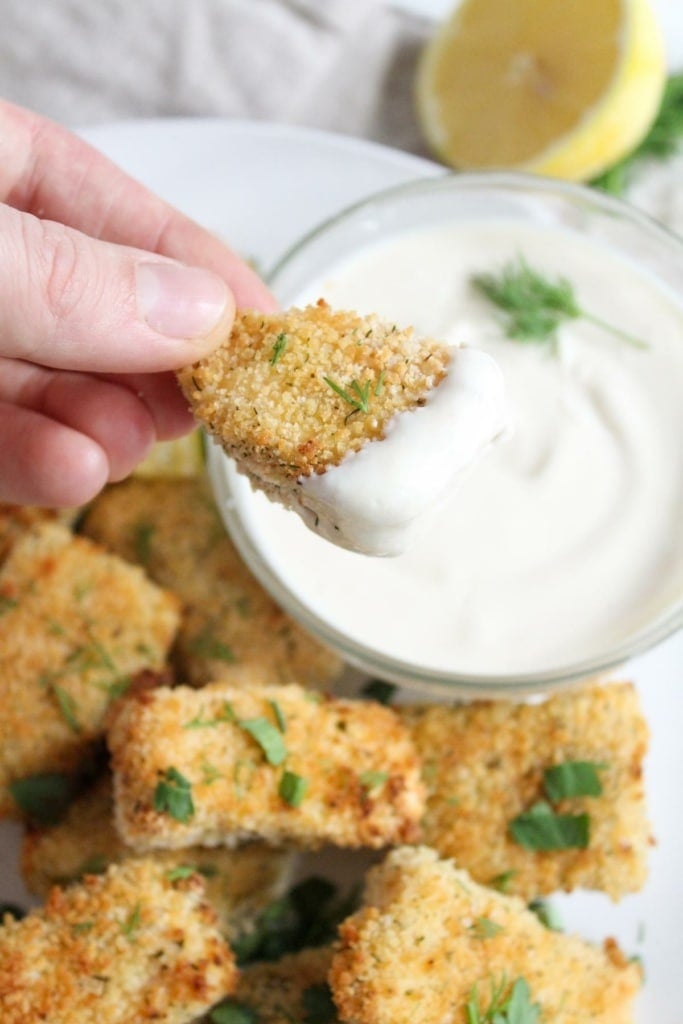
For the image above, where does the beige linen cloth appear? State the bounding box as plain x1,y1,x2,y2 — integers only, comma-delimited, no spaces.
0,0,433,156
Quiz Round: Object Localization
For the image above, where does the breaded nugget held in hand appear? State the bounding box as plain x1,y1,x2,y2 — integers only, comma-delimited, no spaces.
108,681,424,852
330,846,641,1024
0,858,236,1024
177,301,506,555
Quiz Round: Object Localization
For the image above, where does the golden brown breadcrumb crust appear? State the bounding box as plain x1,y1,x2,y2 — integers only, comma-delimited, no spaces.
80,476,341,688
108,681,424,851
401,682,650,900
0,522,180,818
330,846,641,1024
0,858,236,1023
20,774,294,942
199,947,335,1024
176,301,450,488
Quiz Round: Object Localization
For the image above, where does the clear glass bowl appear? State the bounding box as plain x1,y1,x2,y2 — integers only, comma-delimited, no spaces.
208,173,683,698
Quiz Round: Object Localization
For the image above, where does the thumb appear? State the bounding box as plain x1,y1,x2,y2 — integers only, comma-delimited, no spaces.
0,203,236,373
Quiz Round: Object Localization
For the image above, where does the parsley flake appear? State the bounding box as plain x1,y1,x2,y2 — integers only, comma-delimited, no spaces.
469,916,504,940
466,976,540,1024
153,767,195,823
210,1000,259,1024
270,700,287,733
166,865,197,882
188,629,236,663
9,773,75,825
528,899,563,932
121,902,141,939
510,800,589,851
359,770,389,793
269,331,288,366
240,717,287,766
52,684,81,734
472,256,647,350
360,679,397,705
543,760,605,802
279,770,308,807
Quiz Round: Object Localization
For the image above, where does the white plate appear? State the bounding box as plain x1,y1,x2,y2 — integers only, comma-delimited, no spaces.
1,119,681,1020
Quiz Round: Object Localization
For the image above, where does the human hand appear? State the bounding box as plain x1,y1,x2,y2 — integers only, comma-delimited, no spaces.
0,100,276,508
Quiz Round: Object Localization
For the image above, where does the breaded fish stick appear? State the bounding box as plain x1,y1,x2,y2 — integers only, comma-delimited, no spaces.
0,522,179,818
108,681,424,851
81,476,341,688
0,858,236,1024
401,682,650,900
21,774,294,943
330,846,641,1024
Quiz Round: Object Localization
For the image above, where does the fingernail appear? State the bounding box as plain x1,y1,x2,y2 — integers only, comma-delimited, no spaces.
136,262,231,339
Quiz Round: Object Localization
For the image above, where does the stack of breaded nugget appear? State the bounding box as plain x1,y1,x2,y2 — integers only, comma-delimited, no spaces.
0,308,653,1023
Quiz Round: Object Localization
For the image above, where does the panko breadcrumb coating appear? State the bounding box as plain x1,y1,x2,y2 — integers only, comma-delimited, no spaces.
0,858,236,1024
0,504,66,565
0,523,180,818
108,681,424,851
330,846,641,1024
80,476,341,688
199,947,335,1024
21,774,294,943
176,301,450,503
401,682,650,901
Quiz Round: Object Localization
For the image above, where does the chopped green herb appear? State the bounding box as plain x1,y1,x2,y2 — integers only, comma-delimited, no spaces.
466,976,540,1024
231,875,357,966
184,701,237,729
528,899,563,932
153,767,195,823
510,800,589,851
592,72,683,195
360,679,397,705
133,521,155,564
166,865,198,882
323,376,372,414
543,761,605,802
121,902,141,938
72,920,95,935
269,331,288,366
52,684,81,734
472,256,647,350
279,770,308,807
201,759,223,785
188,629,236,663
488,870,517,893
374,370,386,396
0,595,17,616
303,983,337,1023
210,999,259,1024
240,717,287,766
0,903,25,923
469,916,504,940
270,700,287,733
359,770,389,793
9,773,76,825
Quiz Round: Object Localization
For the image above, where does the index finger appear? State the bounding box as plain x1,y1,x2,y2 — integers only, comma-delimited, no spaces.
0,99,276,311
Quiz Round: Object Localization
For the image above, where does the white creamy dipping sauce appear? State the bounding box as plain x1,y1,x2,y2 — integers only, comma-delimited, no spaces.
225,220,683,677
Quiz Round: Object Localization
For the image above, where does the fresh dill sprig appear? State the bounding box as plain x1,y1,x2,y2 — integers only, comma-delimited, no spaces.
269,332,288,366
472,256,647,350
323,376,372,413
591,72,683,195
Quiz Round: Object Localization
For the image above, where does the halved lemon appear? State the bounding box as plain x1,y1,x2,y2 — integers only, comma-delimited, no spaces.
416,0,666,181
134,430,205,478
